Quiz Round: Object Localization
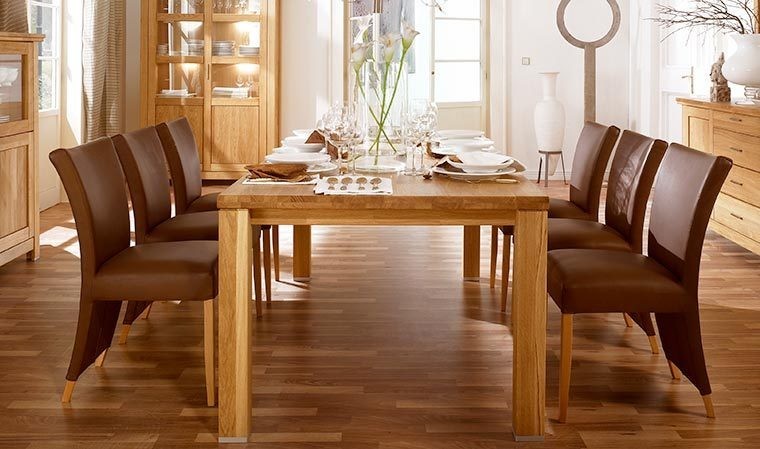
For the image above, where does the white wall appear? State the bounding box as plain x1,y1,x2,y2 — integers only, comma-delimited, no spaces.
507,0,631,176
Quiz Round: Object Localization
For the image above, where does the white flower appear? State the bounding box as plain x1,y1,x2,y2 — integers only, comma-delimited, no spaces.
401,21,420,50
380,33,401,63
351,43,371,72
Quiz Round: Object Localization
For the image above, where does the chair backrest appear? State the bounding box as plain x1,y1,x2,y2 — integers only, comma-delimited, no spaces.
49,138,131,280
648,143,732,295
604,130,668,252
569,122,621,219
157,117,203,215
111,127,172,244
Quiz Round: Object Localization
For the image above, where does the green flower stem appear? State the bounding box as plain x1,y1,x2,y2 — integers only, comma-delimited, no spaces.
356,69,396,157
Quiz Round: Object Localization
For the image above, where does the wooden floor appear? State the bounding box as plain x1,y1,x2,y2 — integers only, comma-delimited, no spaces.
1,182,759,448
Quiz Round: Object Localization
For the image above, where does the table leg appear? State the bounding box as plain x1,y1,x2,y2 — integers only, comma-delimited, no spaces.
511,210,547,441
218,209,253,443
463,226,481,281
293,225,312,282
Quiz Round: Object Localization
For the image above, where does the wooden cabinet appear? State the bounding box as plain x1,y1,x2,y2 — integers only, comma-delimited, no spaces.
142,0,279,179
679,98,760,254
0,32,42,268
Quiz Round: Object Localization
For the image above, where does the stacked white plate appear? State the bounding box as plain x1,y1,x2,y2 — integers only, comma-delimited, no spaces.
436,129,485,140
447,151,515,174
0,115,10,124
187,39,204,56
265,152,331,166
281,135,324,153
212,41,235,56
239,45,260,56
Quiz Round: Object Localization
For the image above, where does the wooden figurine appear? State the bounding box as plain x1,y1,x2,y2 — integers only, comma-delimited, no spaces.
711,52,731,103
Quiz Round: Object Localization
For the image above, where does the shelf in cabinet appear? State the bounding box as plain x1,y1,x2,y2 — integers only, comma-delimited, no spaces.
157,13,204,22
155,96,204,106
211,97,260,106
213,13,261,22
156,55,204,64
212,56,260,64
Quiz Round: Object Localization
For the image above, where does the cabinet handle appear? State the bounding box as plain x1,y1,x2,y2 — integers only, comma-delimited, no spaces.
729,117,743,122
730,213,745,221
730,180,744,187
729,147,744,153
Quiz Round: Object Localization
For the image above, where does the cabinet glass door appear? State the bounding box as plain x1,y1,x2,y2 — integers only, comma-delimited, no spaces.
0,54,24,125
210,8,261,102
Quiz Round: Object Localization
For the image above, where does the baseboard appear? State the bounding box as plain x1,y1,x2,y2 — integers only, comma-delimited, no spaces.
39,186,61,211
523,170,570,182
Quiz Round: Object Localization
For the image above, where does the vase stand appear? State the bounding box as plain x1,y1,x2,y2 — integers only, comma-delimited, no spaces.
536,150,567,188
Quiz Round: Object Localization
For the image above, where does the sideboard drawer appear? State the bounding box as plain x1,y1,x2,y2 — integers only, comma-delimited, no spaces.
714,194,760,243
714,128,760,172
714,111,760,135
723,165,760,207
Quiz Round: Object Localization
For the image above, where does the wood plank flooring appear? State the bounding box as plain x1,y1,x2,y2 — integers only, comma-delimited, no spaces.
0,182,759,448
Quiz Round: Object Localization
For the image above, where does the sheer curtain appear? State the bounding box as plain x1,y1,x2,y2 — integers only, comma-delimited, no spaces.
0,0,29,33
83,0,125,141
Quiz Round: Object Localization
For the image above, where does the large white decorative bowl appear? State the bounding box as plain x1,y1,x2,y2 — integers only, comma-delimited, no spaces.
722,34,760,104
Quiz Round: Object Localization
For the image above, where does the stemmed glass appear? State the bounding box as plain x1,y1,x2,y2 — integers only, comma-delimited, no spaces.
403,99,438,176
318,102,362,175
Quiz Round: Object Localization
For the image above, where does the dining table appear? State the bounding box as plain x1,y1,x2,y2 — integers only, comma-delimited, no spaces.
215,172,549,443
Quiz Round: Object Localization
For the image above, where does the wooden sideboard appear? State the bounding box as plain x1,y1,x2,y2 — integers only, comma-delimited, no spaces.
0,32,43,268
679,98,760,254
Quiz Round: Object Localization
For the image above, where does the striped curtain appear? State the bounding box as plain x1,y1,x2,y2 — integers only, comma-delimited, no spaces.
0,0,29,33
83,0,125,141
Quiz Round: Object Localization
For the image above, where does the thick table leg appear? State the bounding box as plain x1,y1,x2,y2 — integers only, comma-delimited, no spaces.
511,210,547,441
218,209,253,443
463,226,481,281
293,225,312,282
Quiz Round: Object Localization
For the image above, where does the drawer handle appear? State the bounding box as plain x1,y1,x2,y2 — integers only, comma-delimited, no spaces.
730,213,745,221
730,180,744,187
729,117,743,122
729,147,744,153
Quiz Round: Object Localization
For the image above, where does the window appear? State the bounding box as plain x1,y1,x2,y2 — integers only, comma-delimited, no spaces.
30,0,61,112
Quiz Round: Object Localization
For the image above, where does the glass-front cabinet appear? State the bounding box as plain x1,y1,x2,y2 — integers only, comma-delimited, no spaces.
146,0,278,179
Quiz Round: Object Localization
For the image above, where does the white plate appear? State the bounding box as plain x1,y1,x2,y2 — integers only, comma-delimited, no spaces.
432,146,459,157
433,164,517,180
265,153,331,166
443,138,496,152
437,129,485,140
292,129,313,138
273,145,324,154
308,162,339,175
448,152,515,173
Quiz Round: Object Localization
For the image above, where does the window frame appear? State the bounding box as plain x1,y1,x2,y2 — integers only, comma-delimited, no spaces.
29,0,62,116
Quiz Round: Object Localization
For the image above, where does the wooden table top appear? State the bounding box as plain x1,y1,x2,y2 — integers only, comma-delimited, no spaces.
217,173,549,212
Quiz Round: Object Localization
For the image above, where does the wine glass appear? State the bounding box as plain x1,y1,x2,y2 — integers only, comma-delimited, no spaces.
403,99,438,175
235,75,245,88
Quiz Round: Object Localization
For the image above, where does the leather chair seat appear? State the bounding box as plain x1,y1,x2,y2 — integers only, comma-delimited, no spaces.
145,211,218,243
548,249,689,314
548,198,594,220
94,241,219,301
548,219,631,252
186,192,219,214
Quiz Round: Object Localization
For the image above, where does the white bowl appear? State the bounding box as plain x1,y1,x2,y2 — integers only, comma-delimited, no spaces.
3,68,18,86
292,129,313,138
447,152,514,174
437,129,485,140
273,146,324,154
444,138,495,152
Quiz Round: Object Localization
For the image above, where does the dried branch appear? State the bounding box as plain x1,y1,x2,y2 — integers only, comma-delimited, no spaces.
650,0,759,37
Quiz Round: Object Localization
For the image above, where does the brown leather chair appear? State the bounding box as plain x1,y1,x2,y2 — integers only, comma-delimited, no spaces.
490,122,620,309
547,130,668,352
548,143,732,422
50,138,218,406
157,117,279,291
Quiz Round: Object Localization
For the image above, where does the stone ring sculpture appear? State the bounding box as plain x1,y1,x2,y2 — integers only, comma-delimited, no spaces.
557,0,621,121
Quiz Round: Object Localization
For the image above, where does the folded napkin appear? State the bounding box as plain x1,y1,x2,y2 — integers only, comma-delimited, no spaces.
306,131,340,160
245,163,312,182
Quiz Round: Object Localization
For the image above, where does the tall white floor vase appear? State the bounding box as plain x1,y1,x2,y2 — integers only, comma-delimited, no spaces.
534,72,566,185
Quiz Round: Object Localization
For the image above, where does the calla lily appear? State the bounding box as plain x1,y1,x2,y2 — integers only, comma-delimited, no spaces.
401,21,420,50
380,33,401,63
350,42,371,73
353,15,373,45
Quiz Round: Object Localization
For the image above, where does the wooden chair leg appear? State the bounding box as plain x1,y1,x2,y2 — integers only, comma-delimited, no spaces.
203,299,215,407
263,227,272,302
668,360,682,380
490,226,498,289
118,324,131,345
500,234,511,313
61,380,76,403
623,313,633,327
702,394,715,418
142,303,153,320
648,335,660,355
272,225,280,281
94,349,108,367
559,314,573,423
252,226,263,318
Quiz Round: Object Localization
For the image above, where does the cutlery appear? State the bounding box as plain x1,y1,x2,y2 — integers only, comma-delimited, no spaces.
356,177,368,190
370,177,382,191
340,177,353,191
327,177,339,190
